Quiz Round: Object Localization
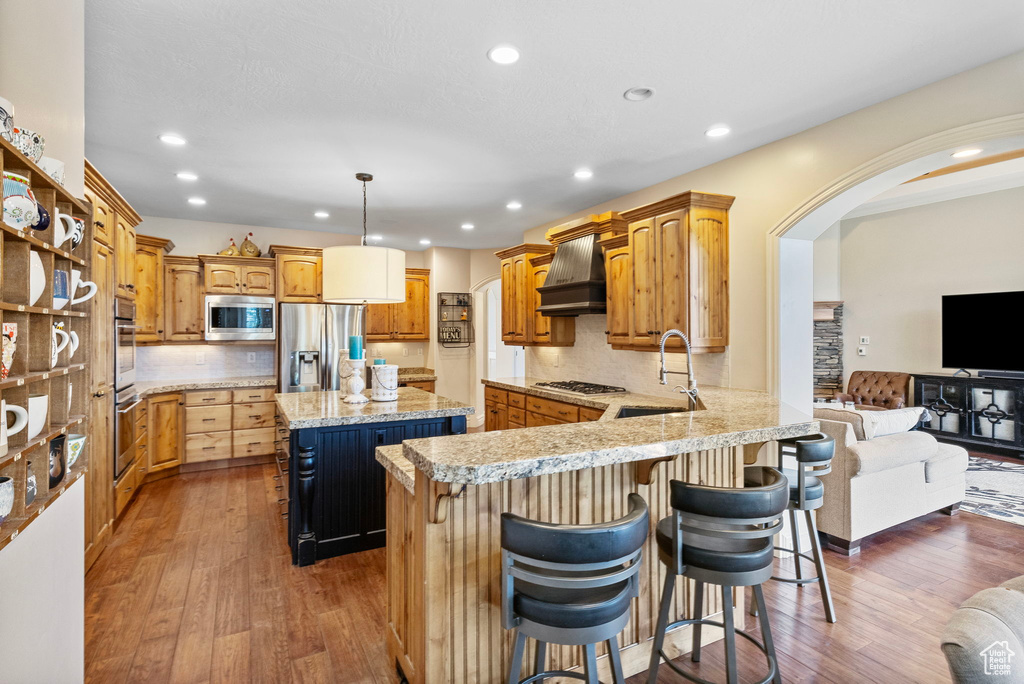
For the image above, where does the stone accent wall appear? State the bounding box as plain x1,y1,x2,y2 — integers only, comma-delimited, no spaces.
813,304,843,399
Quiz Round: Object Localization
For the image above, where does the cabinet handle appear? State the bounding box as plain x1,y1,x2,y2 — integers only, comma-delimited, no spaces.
249,414,261,419
531,403,541,409
202,418,216,422
203,446,215,450
178,401,184,406
249,442,260,446
557,410,570,416
248,394,262,399
93,391,106,397
157,329,163,334
127,284,135,290
604,331,610,334
95,221,104,228
202,397,216,402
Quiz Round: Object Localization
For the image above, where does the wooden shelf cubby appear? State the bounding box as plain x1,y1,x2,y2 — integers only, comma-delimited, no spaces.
2,137,94,551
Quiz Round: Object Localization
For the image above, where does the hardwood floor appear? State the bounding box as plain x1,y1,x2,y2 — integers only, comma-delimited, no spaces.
87,463,1023,684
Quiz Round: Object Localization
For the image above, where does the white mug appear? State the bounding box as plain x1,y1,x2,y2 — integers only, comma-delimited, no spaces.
53,211,79,249
29,250,45,306
27,394,48,440
71,270,97,305
68,330,79,359
2,399,29,456
39,157,66,187
68,381,74,415
51,325,70,368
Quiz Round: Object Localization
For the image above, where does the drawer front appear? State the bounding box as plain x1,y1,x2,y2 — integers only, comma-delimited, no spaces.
579,406,606,422
405,381,434,392
233,402,277,430
185,390,233,406
233,388,276,403
508,407,525,425
524,396,579,422
135,451,148,487
115,462,138,516
484,386,508,405
185,431,233,463
507,392,525,409
233,428,277,458
185,405,233,433
135,405,148,434
526,411,568,428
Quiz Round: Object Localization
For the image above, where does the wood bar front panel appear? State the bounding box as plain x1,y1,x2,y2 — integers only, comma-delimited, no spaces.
387,446,745,683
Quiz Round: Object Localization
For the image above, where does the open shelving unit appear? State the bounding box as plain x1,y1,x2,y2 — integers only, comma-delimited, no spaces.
437,292,474,347
1,135,93,552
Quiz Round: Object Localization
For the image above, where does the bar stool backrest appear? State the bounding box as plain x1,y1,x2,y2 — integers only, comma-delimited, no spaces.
500,493,649,630
781,433,835,509
665,467,788,578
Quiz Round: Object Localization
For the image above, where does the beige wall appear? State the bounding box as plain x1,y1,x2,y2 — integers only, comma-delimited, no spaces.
839,185,1024,380
0,0,85,197
813,222,842,301
139,215,363,256
522,51,1024,391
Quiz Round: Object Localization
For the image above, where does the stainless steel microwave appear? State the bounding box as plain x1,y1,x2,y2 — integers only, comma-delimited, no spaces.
205,295,277,341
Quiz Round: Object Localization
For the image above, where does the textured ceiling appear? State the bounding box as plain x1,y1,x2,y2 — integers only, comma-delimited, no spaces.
85,0,1024,251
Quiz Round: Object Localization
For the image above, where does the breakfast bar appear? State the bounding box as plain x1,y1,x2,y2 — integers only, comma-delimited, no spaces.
376,378,818,683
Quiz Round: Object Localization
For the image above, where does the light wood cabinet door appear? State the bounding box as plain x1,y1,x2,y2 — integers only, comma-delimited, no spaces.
628,218,659,347
604,243,632,347
147,393,183,472
277,254,321,302
511,255,528,344
86,190,113,247
114,215,134,299
366,303,393,340
656,210,689,349
85,391,114,570
135,241,165,342
164,259,204,341
530,262,552,343
90,240,115,394
241,265,275,295
484,401,508,431
687,209,729,351
393,270,429,340
204,262,241,293
500,258,516,343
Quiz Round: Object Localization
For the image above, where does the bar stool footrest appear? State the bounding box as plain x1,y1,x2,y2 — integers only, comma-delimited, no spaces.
656,617,778,684
772,546,821,584
518,670,591,684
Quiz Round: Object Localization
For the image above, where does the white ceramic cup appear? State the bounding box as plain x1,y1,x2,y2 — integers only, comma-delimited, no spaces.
29,250,45,306
66,434,86,469
68,330,79,359
27,394,48,440
0,476,14,523
52,212,76,248
71,269,97,305
38,157,66,186
0,95,14,142
2,399,29,457
51,325,70,368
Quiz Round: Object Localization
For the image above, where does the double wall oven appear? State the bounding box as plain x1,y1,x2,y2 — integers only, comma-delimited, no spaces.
114,298,139,480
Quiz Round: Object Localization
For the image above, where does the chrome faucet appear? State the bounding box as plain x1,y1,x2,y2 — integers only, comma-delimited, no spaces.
659,329,700,409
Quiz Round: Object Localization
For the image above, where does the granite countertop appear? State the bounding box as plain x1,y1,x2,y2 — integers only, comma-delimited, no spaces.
375,445,416,493
135,376,277,398
275,387,474,429
398,367,437,383
401,377,817,485
481,377,697,420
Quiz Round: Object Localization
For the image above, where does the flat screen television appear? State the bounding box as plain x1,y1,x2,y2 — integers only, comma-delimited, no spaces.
942,291,1024,372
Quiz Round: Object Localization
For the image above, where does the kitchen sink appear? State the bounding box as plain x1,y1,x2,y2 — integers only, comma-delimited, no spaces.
614,406,689,419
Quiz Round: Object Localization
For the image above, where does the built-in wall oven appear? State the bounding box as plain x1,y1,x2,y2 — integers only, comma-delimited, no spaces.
114,298,138,479
205,295,276,341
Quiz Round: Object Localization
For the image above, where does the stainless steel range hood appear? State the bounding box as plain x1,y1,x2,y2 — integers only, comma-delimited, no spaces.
536,212,627,317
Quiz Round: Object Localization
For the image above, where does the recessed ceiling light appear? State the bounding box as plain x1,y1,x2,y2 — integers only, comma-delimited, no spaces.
951,148,982,158
506,201,522,210
159,133,187,145
623,87,655,102
176,171,198,181
419,238,431,245
574,168,594,180
187,197,206,205
367,234,383,241
705,125,731,138
487,45,520,65
314,211,329,218
461,223,475,230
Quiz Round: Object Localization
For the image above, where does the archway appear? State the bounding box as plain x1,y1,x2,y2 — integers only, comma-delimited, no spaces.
766,114,1024,410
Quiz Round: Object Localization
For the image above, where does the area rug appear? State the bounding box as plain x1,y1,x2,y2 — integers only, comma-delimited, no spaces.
962,456,1024,526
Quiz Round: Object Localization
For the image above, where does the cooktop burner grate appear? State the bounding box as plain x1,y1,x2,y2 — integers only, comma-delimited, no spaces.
532,381,628,396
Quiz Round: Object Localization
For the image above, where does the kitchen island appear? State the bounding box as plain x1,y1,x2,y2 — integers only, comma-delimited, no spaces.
376,378,818,684
275,387,473,565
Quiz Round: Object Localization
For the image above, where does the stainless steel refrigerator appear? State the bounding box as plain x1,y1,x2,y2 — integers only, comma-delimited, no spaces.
278,303,366,393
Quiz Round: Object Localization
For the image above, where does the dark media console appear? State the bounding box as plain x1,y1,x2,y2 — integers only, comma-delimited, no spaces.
914,373,1024,458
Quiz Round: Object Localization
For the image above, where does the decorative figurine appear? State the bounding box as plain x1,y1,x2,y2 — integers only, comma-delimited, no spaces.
240,232,261,257
218,238,240,256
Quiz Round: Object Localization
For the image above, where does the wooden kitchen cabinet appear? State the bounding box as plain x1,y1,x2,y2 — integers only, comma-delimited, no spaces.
135,235,173,342
609,192,734,353
270,245,322,302
366,269,431,341
84,190,113,248
495,244,574,347
114,215,137,300
483,387,585,432
200,255,276,295
85,390,114,571
90,240,115,394
164,256,204,341
147,393,183,472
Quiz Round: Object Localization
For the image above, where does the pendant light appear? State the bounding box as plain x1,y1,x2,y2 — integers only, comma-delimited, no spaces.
322,173,406,304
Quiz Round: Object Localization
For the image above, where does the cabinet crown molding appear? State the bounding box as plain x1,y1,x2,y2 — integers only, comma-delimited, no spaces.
494,243,556,260
164,255,201,266
620,191,736,222
405,267,431,276
528,253,555,267
85,158,143,225
198,254,275,266
545,211,627,245
268,244,323,257
597,233,629,250
136,234,175,252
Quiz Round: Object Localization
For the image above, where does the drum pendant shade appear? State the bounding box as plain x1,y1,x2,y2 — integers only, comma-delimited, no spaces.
322,245,405,303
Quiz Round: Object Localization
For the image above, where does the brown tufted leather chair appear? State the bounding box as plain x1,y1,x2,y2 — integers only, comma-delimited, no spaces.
834,371,910,411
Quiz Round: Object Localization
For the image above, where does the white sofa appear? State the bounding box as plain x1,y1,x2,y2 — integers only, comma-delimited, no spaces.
815,412,969,554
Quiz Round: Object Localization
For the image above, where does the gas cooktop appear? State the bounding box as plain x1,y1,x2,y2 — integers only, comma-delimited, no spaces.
532,381,628,397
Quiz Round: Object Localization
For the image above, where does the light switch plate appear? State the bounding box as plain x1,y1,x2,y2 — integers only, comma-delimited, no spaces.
403,347,409,357
196,351,206,365
247,352,256,363
859,336,870,344
857,346,867,356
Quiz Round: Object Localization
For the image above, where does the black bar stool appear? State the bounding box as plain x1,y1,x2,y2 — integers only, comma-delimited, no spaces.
770,433,837,623
647,467,788,684
501,493,649,684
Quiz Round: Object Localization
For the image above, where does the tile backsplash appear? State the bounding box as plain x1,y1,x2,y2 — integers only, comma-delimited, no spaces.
525,314,730,396
137,344,276,380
